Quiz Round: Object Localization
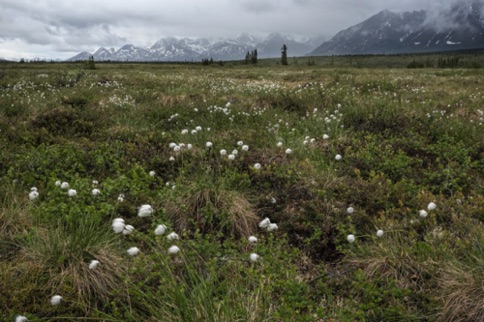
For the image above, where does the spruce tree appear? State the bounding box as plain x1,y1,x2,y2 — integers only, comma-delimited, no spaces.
281,44,288,65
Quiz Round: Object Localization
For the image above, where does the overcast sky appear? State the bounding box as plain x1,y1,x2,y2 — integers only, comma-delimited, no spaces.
0,0,456,60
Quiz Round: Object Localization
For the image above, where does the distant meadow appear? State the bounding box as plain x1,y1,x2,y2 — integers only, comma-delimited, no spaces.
1,57,483,321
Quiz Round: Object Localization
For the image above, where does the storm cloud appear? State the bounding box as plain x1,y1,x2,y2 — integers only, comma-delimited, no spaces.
0,0,469,60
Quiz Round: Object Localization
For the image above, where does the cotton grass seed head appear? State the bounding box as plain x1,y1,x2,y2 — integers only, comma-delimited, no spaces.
149,171,155,177
248,236,258,243
323,134,329,140
168,245,180,254
68,189,77,197
220,149,227,156
242,145,249,151
112,218,125,233
376,230,384,238
138,204,153,217
117,194,124,202
206,141,213,148
419,210,428,218
15,315,28,322
29,190,39,201
55,180,61,186
89,260,100,270
228,154,235,160
167,232,179,241
91,188,101,196
253,163,261,170
267,223,278,232
123,225,135,235
50,295,62,305
285,148,292,154
277,141,283,147
60,182,69,189
347,234,355,243
427,202,437,211
250,253,260,262
259,217,270,228
155,224,167,235
335,154,342,161
127,247,140,256
237,140,244,146
346,207,354,214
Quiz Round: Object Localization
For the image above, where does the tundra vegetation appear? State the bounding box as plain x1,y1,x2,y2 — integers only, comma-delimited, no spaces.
0,55,483,321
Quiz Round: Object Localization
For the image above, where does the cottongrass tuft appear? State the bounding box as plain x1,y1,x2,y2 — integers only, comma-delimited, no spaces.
259,217,270,228
138,204,153,217
267,223,278,232
419,210,428,218
29,189,39,201
89,259,100,270
123,225,135,235
347,234,355,243
248,236,258,243
253,163,261,170
15,315,28,322
127,247,140,256
228,154,236,160
242,145,249,151
206,142,213,148
323,134,329,140
60,182,69,189
167,232,179,241
50,295,62,305
168,245,180,254
427,202,437,211
376,229,384,238
91,188,101,196
346,207,354,214
149,171,156,177
155,224,167,236
117,194,124,202
68,189,77,197
335,154,342,161
285,148,292,154
250,253,260,262
112,218,125,233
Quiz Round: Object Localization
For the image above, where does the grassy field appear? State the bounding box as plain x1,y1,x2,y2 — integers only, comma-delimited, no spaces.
1,57,483,321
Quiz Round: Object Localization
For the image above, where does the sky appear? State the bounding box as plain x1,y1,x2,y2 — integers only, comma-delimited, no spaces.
0,0,459,60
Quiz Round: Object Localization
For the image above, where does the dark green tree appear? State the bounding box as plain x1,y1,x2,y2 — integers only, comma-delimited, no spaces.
245,51,250,64
251,49,258,64
281,44,288,65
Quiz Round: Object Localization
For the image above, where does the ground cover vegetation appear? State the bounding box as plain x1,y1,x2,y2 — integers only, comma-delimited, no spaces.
0,55,483,321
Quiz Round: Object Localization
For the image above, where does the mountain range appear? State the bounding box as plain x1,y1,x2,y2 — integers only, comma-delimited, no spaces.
67,33,324,62
67,0,484,61
311,0,484,55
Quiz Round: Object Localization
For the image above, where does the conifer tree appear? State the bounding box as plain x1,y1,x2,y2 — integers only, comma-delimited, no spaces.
281,44,288,65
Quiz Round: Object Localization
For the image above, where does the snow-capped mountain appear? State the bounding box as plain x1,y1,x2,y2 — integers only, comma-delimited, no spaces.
66,33,324,62
311,0,484,55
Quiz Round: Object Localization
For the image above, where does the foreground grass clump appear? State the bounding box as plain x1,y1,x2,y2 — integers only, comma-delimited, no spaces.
0,59,483,321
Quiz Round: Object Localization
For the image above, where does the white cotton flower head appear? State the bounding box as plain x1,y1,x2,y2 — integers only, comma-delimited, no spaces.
232,149,238,155
347,234,355,243
303,140,309,145
181,129,188,134
60,182,69,189
29,190,39,201
89,260,100,270
155,224,167,236
196,126,202,131
323,134,329,140
237,140,244,146
92,180,99,185
123,225,135,235
173,145,181,152
149,171,156,177
191,129,197,134
138,204,153,217
427,202,437,211
285,148,292,154
267,223,278,232
50,295,62,305
206,142,213,148
117,194,124,202
335,154,342,161
376,230,384,238
187,144,193,149
259,217,270,228
242,145,249,151
169,142,177,148
228,154,236,160
168,245,180,254
167,232,179,241
419,210,428,218
15,315,28,322
346,207,354,214
310,138,316,144
248,236,258,243
68,189,77,197
253,163,261,170
91,188,101,196
112,218,125,233
271,197,277,204
127,247,140,256
220,149,227,156
277,141,283,147
250,253,260,262
55,180,61,186
169,156,175,162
